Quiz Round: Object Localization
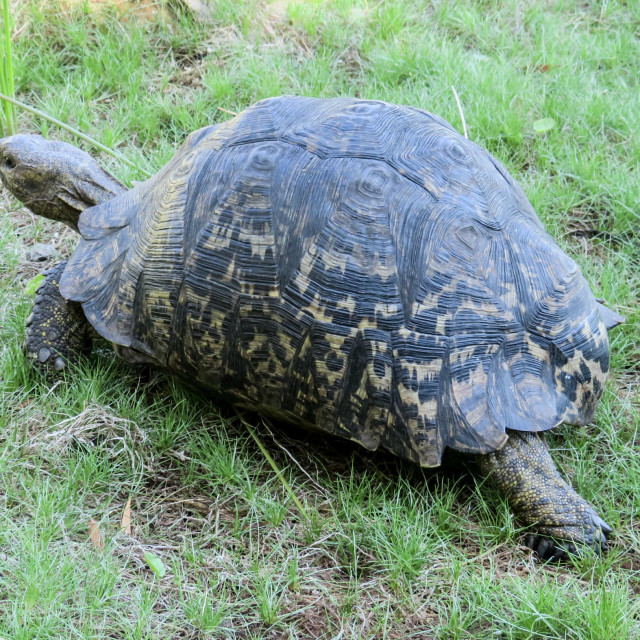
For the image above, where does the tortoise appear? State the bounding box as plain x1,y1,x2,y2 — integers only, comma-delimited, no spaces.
0,96,624,559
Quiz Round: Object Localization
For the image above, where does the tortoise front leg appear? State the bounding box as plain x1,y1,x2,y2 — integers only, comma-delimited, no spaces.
478,431,611,560
25,260,92,373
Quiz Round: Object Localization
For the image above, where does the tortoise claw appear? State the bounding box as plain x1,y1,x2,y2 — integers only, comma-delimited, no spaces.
597,517,613,535
525,514,611,562
521,492,612,561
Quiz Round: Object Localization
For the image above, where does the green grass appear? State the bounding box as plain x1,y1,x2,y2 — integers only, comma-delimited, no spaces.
0,0,16,135
1,0,639,638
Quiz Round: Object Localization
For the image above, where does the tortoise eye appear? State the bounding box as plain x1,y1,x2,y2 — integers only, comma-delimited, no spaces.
4,155,16,169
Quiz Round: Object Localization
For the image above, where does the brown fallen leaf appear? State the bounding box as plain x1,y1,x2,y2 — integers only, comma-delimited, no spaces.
536,64,550,72
89,518,104,551
121,497,132,535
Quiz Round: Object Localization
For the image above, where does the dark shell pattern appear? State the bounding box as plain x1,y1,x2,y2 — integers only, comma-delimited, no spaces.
60,96,610,467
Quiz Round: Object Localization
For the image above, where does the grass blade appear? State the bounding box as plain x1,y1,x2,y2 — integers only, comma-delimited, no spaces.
236,410,309,522
0,0,16,135
0,92,151,177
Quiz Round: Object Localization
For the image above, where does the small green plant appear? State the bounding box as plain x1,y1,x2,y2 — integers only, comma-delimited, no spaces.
0,0,15,135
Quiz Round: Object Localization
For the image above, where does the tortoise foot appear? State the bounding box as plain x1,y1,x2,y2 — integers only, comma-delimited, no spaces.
24,260,92,375
478,431,612,561
523,492,612,560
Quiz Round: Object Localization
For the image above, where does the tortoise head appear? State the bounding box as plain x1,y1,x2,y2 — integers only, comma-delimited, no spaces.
0,134,125,232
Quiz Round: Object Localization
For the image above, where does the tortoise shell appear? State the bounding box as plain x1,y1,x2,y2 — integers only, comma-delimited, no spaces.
59,96,610,467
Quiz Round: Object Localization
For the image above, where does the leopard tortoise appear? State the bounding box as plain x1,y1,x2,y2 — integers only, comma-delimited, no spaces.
0,96,624,559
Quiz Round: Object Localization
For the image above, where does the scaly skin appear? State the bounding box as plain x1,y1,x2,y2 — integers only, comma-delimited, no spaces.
478,431,611,559
25,260,93,373
0,134,125,231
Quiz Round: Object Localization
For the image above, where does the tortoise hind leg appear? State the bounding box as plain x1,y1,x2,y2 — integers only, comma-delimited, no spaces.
477,431,611,560
25,260,92,373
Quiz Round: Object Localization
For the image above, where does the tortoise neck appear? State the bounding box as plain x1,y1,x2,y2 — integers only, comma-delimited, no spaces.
34,165,128,233
59,168,128,231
